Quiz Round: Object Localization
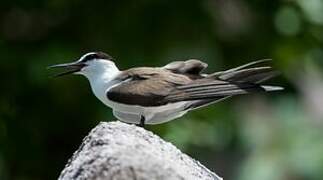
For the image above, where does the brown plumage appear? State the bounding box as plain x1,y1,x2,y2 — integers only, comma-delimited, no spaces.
107,59,281,107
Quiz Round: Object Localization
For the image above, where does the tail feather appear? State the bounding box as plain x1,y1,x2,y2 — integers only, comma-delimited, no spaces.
185,96,231,110
166,59,283,103
210,59,272,77
224,59,272,73
209,59,281,84
241,71,280,84
219,67,280,83
261,85,284,91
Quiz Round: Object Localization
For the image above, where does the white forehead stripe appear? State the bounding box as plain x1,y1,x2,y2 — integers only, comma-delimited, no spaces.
78,52,97,62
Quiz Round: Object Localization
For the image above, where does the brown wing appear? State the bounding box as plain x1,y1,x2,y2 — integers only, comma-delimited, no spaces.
107,60,282,107
163,59,208,75
165,79,264,102
107,75,262,107
166,59,282,102
165,59,283,102
107,68,193,106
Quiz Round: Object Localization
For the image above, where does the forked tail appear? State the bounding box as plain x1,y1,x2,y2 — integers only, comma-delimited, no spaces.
168,59,283,109
181,59,284,110
209,59,283,91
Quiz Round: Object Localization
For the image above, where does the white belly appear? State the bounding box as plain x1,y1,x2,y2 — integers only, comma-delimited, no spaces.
106,98,189,124
91,81,189,124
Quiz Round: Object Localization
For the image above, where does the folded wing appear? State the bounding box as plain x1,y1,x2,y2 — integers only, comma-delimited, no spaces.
107,60,283,107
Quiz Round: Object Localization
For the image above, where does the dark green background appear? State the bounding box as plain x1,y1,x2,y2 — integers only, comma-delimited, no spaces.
1,0,323,179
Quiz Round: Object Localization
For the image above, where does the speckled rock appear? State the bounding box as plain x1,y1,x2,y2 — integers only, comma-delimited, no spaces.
58,121,222,180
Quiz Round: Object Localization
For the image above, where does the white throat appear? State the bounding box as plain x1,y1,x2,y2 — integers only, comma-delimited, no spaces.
84,64,120,83
80,61,121,104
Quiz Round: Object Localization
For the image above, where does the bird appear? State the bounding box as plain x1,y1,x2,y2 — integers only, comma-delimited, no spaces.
48,52,283,127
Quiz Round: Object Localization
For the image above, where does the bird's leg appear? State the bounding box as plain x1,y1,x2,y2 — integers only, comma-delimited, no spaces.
138,115,145,128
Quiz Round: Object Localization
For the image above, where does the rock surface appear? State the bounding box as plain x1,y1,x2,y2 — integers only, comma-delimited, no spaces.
59,121,222,180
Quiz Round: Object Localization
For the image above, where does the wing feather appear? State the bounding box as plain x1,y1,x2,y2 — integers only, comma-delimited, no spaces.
107,60,282,107
107,68,192,106
166,82,263,102
164,59,208,75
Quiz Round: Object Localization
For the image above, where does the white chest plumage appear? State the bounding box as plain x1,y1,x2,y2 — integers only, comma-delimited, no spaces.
87,72,189,124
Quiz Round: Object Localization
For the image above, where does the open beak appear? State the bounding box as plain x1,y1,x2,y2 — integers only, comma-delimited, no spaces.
47,61,86,77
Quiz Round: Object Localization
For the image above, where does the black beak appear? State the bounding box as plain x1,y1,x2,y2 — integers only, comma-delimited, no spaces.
47,61,86,77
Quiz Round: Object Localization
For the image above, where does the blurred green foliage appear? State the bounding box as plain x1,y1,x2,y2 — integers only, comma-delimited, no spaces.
1,0,323,179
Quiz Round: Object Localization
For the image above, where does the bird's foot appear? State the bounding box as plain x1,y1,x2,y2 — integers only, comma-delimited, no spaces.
137,115,145,128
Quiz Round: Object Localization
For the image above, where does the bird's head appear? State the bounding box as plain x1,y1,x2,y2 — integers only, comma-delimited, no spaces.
48,52,118,78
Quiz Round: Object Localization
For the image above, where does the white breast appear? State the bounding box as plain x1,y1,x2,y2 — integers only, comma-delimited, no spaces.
91,80,189,124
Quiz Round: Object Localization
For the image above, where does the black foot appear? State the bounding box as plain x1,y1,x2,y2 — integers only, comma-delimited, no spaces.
138,115,145,128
